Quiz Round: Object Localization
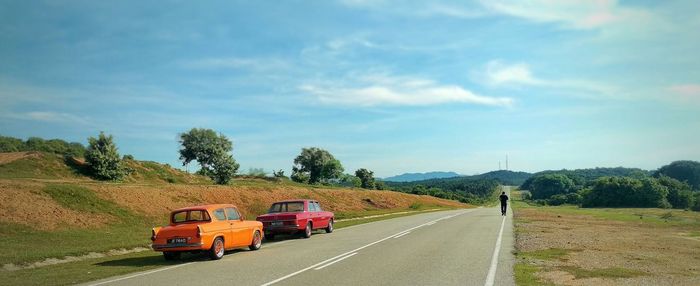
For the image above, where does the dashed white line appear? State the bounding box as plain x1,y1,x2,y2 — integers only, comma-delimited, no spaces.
260,210,472,286
484,215,507,286
314,252,358,270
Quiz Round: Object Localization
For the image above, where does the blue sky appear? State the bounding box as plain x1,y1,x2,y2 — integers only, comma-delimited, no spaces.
1,0,699,177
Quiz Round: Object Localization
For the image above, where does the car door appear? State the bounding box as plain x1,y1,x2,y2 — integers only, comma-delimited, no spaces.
211,208,234,248
226,207,248,247
314,202,329,228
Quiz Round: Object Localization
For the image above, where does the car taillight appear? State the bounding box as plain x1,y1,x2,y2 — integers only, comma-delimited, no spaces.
196,226,202,238
151,228,157,241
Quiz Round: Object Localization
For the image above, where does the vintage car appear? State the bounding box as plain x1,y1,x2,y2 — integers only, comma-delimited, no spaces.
256,199,334,239
151,204,263,260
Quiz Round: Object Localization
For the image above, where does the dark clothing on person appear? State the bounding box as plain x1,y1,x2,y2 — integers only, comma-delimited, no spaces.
499,194,508,216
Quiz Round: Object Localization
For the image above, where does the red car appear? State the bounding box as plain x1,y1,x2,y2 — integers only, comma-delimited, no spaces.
256,200,334,239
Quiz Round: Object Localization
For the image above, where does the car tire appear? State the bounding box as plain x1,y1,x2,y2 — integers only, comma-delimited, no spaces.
249,230,262,251
302,222,312,238
209,237,225,260
325,219,334,233
163,252,180,261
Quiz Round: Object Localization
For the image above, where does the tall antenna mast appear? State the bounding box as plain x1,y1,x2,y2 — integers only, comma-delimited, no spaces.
506,154,509,171
499,161,501,170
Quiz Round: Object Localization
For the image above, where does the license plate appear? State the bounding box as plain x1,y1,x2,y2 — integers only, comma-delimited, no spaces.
271,221,282,226
168,238,187,244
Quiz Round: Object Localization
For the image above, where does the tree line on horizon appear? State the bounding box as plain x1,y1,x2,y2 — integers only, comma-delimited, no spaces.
520,162,700,211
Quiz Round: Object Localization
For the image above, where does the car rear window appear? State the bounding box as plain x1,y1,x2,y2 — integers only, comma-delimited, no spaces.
172,210,211,223
268,202,304,213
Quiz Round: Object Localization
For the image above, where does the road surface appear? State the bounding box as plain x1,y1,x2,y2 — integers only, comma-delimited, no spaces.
87,189,514,286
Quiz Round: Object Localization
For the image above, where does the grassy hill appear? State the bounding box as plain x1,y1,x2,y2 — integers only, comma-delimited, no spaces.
0,152,468,266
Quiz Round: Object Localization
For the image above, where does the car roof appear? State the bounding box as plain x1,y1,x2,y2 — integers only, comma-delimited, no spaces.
273,199,315,203
171,204,236,212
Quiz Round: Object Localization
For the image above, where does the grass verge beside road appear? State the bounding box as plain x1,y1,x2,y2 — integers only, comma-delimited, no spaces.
512,190,700,285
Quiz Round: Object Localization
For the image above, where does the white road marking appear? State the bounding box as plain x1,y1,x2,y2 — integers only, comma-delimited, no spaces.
484,215,507,286
260,210,472,286
393,231,410,238
424,221,436,226
87,262,194,286
314,252,358,270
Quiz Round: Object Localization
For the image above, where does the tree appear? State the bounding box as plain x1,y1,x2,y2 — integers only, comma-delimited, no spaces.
529,174,576,199
655,161,700,191
581,177,670,208
355,168,376,189
657,175,694,209
0,136,24,152
291,147,344,184
273,169,286,178
179,128,239,184
85,132,126,180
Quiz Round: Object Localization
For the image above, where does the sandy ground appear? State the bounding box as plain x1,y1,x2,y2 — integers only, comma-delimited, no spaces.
515,207,700,286
0,180,112,230
0,152,41,164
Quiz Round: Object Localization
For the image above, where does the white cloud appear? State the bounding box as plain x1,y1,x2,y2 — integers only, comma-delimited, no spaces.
476,60,618,98
482,60,545,86
300,74,513,107
3,111,90,125
480,0,651,30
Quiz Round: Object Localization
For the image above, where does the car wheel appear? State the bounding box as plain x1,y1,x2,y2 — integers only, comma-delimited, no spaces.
209,237,225,260
302,222,312,238
163,252,180,261
249,230,262,251
325,219,334,233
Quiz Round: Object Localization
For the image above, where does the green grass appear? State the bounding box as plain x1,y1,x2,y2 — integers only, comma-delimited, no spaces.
0,251,181,286
514,263,554,286
518,248,576,261
0,153,81,179
1,184,160,265
559,266,646,279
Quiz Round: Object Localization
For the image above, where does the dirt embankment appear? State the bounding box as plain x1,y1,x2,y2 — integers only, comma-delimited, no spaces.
0,179,467,231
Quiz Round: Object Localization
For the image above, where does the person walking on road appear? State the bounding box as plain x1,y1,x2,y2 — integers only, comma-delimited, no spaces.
499,191,508,216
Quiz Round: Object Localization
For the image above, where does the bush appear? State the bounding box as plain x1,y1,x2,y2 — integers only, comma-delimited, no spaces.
582,177,670,208
657,175,694,209
530,173,576,199
85,132,126,180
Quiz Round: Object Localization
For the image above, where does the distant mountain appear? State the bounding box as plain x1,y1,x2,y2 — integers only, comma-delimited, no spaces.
382,171,461,182
471,170,533,186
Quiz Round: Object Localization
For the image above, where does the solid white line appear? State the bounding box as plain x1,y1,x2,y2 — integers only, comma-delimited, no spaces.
393,232,410,238
424,221,436,226
87,262,194,286
314,252,358,270
484,215,507,286
261,210,472,286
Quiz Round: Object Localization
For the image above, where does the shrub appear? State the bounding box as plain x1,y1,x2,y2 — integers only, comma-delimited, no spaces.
530,173,576,199
85,132,126,180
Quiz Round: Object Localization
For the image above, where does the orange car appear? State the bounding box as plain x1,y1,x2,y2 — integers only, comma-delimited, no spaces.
151,204,263,260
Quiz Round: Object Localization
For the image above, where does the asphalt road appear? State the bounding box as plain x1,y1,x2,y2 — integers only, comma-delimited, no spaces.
87,188,514,286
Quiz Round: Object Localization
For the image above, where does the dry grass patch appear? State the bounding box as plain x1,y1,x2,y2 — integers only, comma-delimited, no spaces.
513,194,700,285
